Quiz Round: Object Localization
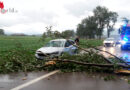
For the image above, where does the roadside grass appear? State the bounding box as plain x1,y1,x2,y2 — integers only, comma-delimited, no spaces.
79,39,103,48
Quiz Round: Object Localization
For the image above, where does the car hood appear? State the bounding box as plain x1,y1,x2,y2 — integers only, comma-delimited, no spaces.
36,47,64,54
104,41,114,43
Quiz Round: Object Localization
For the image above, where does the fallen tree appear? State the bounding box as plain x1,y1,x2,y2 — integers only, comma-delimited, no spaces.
42,41,130,73
44,59,130,68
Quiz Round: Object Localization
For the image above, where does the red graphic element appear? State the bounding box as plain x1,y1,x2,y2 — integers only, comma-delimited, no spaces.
0,1,4,9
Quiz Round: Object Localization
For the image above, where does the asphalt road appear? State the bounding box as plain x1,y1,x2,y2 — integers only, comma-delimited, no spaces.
101,45,130,63
0,71,130,90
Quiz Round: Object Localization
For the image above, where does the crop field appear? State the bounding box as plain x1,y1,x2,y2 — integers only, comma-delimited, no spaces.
0,36,51,52
0,36,103,52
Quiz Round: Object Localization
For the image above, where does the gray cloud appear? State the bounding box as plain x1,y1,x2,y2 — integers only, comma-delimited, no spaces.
21,9,59,25
64,0,100,17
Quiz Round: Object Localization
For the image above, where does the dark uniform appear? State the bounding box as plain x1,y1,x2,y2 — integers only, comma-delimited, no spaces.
75,37,79,45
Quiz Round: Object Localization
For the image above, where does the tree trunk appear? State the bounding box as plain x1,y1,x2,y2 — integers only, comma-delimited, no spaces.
107,29,110,38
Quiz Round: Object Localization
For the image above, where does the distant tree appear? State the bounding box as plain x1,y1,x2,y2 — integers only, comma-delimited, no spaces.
93,6,109,39
42,32,47,41
93,6,118,38
61,30,75,38
0,29,4,35
77,16,97,39
77,6,118,39
53,31,61,38
46,26,53,37
105,12,118,38
42,26,53,41
11,33,27,36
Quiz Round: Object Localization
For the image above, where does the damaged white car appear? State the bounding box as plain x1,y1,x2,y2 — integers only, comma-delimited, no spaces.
35,39,77,60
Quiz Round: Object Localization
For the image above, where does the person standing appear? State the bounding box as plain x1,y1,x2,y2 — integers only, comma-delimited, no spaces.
75,36,79,45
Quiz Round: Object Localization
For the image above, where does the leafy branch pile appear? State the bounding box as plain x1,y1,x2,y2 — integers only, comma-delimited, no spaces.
0,46,116,74
44,50,119,73
0,43,46,74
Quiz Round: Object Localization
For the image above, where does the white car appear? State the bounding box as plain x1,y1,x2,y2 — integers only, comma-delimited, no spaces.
35,39,77,60
103,38,116,47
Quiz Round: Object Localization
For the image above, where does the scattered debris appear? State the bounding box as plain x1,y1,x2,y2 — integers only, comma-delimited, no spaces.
22,77,27,80
45,61,56,65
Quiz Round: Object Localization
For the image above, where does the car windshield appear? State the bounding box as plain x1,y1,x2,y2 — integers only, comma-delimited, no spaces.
44,41,64,47
106,38,114,41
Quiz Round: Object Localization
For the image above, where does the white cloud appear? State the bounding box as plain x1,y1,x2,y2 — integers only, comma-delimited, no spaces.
4,23,47,35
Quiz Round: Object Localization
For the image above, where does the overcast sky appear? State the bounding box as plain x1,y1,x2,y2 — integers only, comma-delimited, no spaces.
0,0,130,35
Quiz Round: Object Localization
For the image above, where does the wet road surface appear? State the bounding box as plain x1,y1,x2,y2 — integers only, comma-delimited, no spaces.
101,45,130,62
0,71,48,90
0,72,130,90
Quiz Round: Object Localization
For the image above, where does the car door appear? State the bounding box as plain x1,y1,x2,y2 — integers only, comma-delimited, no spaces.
64,40,77,55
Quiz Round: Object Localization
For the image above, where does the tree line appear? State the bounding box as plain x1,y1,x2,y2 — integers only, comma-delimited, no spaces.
42,26,75,40
42,6,118,40
76,6,118,39
0,29,4,35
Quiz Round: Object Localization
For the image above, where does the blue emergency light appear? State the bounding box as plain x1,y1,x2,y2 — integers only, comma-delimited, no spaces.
123,37,128,41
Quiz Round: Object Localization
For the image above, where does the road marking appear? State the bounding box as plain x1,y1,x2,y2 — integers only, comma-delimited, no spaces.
11,70,59,90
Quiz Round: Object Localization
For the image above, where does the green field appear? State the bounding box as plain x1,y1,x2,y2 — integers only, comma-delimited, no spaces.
0,36,103,52
79,39,103,48
0,36,51,52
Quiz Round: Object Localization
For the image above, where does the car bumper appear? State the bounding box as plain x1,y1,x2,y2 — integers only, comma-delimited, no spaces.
104,43,114,46
35,54,45,60
35,53,60,60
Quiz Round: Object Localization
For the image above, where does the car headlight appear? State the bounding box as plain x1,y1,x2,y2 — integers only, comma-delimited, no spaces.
121,41,126,45
111,41,114,43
